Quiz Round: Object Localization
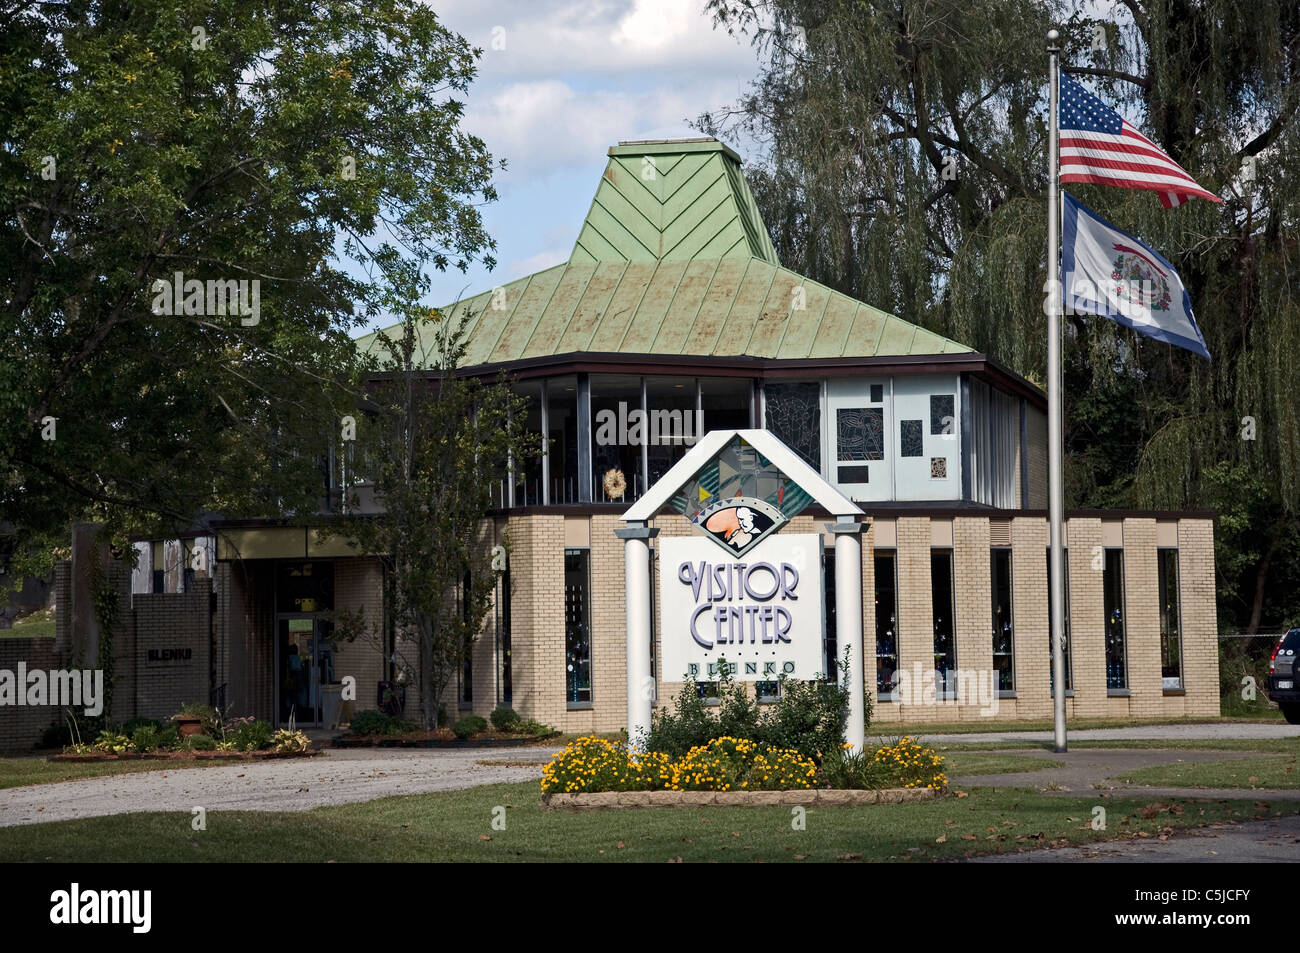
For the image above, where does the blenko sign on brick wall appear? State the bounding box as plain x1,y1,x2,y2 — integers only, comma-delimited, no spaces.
659,533,822,681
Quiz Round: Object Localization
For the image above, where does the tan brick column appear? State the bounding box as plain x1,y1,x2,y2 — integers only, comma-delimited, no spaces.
1123,519,1161,717
953,517,991,721
861,520,877,718
1178,518,1219,718
1067,518,1106,717
895,517,931,721
1012,517,1050,718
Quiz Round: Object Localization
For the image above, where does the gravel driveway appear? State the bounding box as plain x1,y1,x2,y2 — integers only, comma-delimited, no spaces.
0,747,559,828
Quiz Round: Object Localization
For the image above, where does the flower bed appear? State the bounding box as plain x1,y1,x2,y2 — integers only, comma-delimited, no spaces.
49,749,320,763
540,736,947,801
60,712,313,758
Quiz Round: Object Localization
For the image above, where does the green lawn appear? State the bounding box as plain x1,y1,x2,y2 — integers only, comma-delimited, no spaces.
0,781,1292,863
941,752,1060,775
0,616,54,639
0,756,236,789
1118,754,1300,789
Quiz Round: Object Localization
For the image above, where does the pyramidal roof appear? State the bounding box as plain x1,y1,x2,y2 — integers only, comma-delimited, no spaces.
570,138,779,265
359,138,972,368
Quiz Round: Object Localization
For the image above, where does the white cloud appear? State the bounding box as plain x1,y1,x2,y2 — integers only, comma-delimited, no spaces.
433,0,756,78
466,78,740,178
508,245,572,280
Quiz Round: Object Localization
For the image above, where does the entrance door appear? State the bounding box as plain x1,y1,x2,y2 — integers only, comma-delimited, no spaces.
277,616,334,726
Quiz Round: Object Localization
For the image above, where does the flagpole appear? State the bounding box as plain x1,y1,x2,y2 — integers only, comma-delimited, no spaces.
1046,29,1068,754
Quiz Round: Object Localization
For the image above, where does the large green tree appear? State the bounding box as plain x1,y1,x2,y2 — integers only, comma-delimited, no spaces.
2,0,499,552
334,281,537,728
702,0,1300,632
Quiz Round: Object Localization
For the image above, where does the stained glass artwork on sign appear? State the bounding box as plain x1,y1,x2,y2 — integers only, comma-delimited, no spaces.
930,394,954,435
837,407,884,461
668,435,813,537
765,382,821,469
901,419,923,457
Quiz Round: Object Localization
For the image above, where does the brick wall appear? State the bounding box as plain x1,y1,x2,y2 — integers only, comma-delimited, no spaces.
1026,407,1048,508
0,637,67,753
130,578,211,720
1179,519,1219,717
334,557,386,722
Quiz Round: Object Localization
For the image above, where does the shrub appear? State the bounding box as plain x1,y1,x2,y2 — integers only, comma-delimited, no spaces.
820,743,888,790
230,719,273,752
489,706,521,732
347,709,407,736
645,661,856,763
452,715,488,740
130,725,160,753
519,718,556,738
122,716,160,736
156,727,180,751
93,730,131,755
270,729,311,753
187,733,216,751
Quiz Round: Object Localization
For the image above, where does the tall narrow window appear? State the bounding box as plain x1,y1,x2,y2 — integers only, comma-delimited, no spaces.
991,549,1014,692
821,547,838,682
564,549,592,707
1158,549,1183,690
496,557,512,707
932,550,956,695
1103,549,1127,690
875,552,899,699
1046,549,1072,692
459,570,473,708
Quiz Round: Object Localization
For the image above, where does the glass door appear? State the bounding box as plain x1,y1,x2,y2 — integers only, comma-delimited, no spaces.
278,616,328,726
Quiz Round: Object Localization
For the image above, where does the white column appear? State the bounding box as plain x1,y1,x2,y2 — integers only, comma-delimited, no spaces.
617,523,658,749
828,520,866,751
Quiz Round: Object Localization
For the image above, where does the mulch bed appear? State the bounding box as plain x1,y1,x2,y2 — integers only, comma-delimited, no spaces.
49,750,321,763
331,731,559,749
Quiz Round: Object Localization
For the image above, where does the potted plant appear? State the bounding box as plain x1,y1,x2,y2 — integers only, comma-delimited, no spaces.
171,702,214,738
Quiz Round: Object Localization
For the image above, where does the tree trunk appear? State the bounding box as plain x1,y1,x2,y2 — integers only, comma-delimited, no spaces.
1246,540,1278,634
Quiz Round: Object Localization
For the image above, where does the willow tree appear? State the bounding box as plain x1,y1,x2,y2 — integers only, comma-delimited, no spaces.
702,0,1300,631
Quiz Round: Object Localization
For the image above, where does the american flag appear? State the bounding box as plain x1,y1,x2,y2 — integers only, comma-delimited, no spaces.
1059,72,1221,208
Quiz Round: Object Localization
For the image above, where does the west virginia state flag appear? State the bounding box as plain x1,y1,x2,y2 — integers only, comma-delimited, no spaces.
1061,192,1210,360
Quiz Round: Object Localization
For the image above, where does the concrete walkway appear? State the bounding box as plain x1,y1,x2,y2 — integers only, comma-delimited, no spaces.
875,722,1300,744
0,747,558,828
968,815,1300,862
948,746,1300,801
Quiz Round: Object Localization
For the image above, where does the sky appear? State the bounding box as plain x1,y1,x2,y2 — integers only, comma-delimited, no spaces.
358,0,766,331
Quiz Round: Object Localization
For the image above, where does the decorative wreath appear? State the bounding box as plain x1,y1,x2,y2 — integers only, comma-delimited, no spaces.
603,467,627,500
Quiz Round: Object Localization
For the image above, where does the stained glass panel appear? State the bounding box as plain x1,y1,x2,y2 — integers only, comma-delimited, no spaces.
836,407,883,461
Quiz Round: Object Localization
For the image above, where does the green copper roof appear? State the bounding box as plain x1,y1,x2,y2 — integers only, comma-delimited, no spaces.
571,139,779,265
358,138,973,367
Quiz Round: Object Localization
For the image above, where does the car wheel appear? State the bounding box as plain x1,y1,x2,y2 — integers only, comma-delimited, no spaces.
1283,704,1300,726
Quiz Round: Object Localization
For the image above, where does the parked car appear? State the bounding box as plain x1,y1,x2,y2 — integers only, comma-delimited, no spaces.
1267,628,1300,724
